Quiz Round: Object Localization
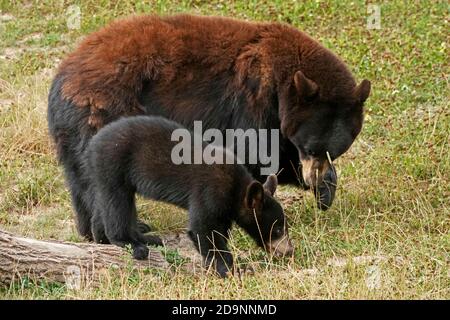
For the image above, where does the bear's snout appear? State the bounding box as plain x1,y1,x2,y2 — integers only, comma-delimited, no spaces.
301,157,330,188
267,236,294,258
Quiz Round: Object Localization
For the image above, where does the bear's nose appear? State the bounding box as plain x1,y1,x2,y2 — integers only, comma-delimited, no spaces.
267,237,294,258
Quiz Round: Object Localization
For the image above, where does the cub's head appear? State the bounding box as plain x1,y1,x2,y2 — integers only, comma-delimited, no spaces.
279,70,371,187
237,174,293,257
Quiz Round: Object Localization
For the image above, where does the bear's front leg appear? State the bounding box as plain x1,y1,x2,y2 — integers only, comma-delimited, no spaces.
188,229,233,278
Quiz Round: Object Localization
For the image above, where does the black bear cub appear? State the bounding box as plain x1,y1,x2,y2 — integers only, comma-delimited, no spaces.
87,116,293,277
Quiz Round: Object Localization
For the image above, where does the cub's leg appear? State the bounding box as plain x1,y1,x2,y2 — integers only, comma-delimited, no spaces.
99,186,149,260
132,207,163,246
187,209,233,278
91,208,109,244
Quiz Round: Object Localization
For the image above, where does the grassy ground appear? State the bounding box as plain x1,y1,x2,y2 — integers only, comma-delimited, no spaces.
0,0,448,299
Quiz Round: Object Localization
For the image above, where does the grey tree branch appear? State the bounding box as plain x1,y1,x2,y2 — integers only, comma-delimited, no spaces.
0,229,169,288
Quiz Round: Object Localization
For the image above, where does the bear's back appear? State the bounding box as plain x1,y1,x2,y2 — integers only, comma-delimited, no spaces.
88,116,243,208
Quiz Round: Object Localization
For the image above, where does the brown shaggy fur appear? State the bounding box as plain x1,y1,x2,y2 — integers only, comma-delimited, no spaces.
59,14,357,129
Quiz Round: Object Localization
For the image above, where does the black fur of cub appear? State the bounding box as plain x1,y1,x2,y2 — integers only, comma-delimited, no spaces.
86,116,293,277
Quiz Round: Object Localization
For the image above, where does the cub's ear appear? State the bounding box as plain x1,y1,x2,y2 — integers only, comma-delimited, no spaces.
354,79,371,103
263,174,278,196
294,71,318,100
245,181,265,211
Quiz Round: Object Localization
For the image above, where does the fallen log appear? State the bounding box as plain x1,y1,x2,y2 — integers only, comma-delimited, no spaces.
0,229,169,289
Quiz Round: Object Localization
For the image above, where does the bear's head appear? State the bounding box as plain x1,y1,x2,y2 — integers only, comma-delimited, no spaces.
279,70,371,188
237,174,293,257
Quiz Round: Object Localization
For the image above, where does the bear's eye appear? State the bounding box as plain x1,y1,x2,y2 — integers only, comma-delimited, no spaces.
272,227,283,238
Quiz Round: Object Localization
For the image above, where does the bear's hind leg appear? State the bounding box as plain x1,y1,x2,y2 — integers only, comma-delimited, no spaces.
139,233,163,247
137,221,153,234
134,207,162,246
65,167,93,240
91,208,109,244
100,187,150,260
111,238,149,260
73,192,93,240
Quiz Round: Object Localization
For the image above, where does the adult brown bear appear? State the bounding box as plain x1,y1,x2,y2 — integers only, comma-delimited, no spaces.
48,14,370,240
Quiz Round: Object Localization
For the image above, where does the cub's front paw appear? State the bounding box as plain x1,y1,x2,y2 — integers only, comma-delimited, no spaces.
132,244,149,260
215,260,232,278
206,254,233,278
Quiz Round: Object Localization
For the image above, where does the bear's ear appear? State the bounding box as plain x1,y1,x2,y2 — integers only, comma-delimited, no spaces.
354,79,371,104
263,174,278,196
245,181,265,211
294,71,318,100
